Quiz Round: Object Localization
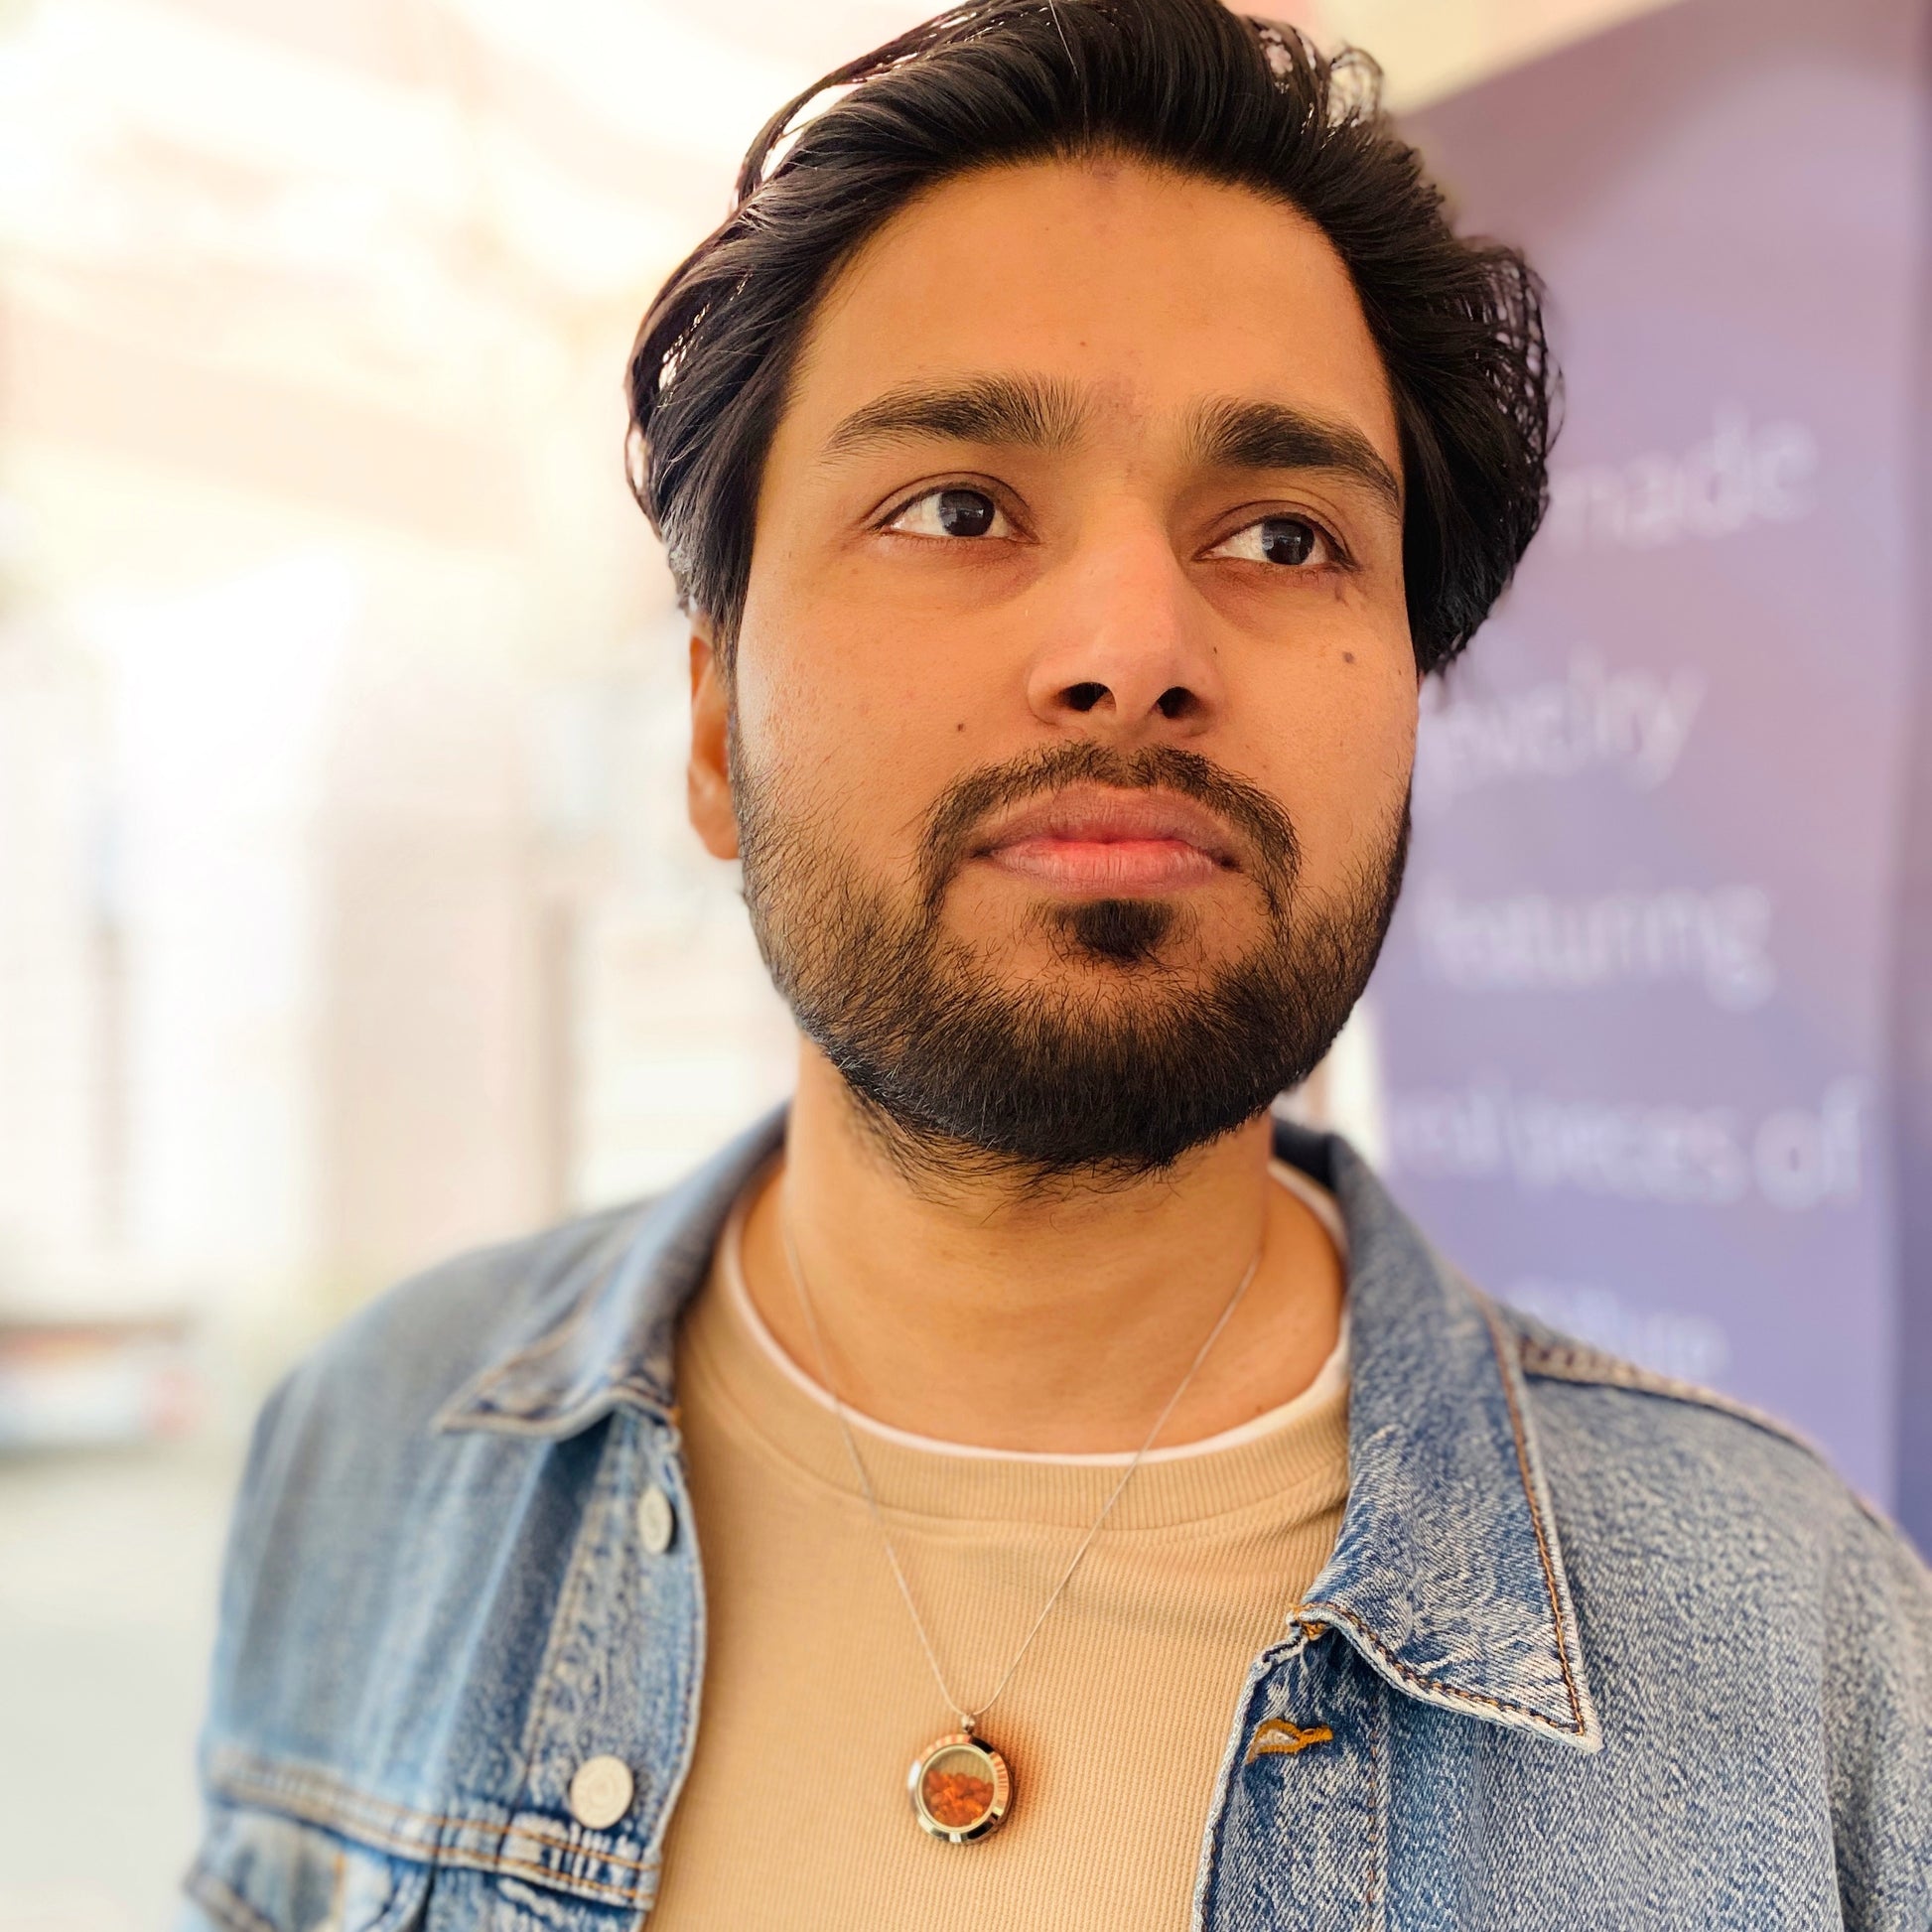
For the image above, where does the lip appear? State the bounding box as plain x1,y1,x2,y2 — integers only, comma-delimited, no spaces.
972,785,1240,897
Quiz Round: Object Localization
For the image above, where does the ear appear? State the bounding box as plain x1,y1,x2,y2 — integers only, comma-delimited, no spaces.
687,622,740,860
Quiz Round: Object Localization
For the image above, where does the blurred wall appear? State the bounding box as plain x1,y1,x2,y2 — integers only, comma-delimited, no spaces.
1388,0,1929,1515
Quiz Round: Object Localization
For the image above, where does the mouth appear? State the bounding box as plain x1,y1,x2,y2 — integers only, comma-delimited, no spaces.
972,785,1240,897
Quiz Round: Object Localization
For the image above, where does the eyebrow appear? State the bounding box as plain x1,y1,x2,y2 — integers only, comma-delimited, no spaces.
822,373,1088,459
1187,396,1403,518
818,374,1403,519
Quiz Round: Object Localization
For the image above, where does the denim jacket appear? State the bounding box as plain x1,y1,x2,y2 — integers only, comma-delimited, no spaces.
180,1112,1932,1930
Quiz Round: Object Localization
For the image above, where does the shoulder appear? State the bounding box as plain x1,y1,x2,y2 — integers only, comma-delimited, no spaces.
1488,1296,1932,1676
1491,1298,1906,1541
1488,1301,1932,1915
1506,1312,1813,1446
210,1198,659,1683
256,1198,650,1466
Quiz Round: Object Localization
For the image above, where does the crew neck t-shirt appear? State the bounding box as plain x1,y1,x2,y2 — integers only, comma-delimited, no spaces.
648,1163,1351,1930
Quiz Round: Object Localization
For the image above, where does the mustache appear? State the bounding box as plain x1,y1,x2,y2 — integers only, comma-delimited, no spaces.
917,742,1302,917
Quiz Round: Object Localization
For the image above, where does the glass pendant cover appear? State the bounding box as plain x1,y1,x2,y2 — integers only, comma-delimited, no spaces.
907,1731,1013,1843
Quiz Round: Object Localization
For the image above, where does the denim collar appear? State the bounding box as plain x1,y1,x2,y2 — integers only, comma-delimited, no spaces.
439,1106,1600,1753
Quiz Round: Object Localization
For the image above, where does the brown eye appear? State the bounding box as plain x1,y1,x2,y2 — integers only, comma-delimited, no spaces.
1259,517,1316,565
888,486,1012,540
1209,514,1334,568
935,489,995,536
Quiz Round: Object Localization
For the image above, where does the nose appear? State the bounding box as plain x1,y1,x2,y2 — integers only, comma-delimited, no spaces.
1024,511,1225,742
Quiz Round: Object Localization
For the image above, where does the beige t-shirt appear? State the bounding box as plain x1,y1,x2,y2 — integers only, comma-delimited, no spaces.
649,1165,1351,1930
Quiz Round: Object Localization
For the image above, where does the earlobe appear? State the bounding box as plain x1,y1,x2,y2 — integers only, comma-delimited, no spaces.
687,626,741,860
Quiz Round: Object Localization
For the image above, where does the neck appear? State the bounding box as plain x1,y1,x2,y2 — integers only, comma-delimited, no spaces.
736,1043,1346,1454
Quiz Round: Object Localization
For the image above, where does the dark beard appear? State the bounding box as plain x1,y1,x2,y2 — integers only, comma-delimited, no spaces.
736,736,1409,1187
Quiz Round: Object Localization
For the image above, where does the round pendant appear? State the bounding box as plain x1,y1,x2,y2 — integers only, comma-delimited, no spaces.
907,1730,1013,1843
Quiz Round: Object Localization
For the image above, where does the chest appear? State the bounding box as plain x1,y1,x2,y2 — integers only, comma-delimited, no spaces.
188,1409,1845,1932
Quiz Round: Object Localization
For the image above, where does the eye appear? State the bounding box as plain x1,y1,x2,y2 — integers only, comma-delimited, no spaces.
885,486,1013,540
1208,515,1336,569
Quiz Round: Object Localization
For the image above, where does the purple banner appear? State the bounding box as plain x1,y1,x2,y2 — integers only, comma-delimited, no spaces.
1387,0,1929,1523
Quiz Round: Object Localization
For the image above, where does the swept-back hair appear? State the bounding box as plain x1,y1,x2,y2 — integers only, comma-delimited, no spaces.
627,0,1556,675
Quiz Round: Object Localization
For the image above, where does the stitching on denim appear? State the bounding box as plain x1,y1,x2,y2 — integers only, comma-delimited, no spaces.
211,1756,660,1884
434,1382,670,1438
1365,1685,1381,1917
515,1468,607,1772
1295,1598,1583,1733
1518,1334,1907,1538
1477,1299,1587,1735
215,1784,654,1907
1517,1337,1824,1454
431,1215,658,1431
657,1424,707,1862
1189,1634,1309,1931
435,1285,612,1429
439,1847,648,1905
183,1866,280,1932
510,1407,650,1827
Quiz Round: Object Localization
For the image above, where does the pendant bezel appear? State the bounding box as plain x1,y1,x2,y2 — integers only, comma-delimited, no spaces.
907,1730,1013,1843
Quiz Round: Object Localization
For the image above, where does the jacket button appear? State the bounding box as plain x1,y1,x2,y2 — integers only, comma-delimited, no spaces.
637,1484,676,1555
569,1754,634,1829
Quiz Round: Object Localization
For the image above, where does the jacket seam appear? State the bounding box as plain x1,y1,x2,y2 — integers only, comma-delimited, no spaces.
183,1865,280,1932
211,1757,660,1886
1516,1334,1910,1545
1364,1679,1382,1919
508,1418,634,1814
1515,1338,1821,1452
430,1211,664,1433
433,1385,671,1438
1294,1597,1583,1734
656,1429,707,1879
1189,1633,1310,1931
1476,1298,1588,1736
433,1277,617,1431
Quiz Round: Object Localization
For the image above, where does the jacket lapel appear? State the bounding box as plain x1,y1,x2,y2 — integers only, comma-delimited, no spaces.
1282,1125,1599,1750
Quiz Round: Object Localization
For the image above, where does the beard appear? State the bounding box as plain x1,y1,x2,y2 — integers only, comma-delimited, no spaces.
736,733,1409,1186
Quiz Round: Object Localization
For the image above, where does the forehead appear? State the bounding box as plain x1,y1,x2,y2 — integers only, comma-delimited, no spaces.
782,156,1401,471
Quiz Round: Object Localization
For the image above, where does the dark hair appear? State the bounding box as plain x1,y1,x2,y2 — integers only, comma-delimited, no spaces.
627,0,1556,676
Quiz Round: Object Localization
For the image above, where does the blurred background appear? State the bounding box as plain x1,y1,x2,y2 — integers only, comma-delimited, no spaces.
4,0,1927,1922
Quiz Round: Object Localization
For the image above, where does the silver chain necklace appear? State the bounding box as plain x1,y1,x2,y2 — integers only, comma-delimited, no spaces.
779,1199,1263,1844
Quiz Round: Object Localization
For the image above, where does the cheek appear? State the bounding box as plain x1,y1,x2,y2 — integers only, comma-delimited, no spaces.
735,564,878,783
732,576,967,859
1253,650,1416,886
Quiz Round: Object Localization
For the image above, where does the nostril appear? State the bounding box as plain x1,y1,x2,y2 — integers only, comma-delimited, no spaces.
1157,686,1195,721
1064,681,1108,713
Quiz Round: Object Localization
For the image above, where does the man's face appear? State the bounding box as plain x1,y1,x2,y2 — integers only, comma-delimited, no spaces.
691,157,1418,1176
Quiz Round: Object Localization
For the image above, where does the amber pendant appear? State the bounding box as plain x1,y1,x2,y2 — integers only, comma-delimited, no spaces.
907,1729,1013,1843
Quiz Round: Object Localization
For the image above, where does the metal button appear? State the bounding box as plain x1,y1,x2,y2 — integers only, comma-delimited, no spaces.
569,1754,634,1829
637,1484,675,1556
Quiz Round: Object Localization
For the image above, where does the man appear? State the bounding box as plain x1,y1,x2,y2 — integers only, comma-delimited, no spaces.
181,3,1930,1927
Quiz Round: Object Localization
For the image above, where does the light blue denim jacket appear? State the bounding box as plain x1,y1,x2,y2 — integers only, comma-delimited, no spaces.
181,1112,1932,1930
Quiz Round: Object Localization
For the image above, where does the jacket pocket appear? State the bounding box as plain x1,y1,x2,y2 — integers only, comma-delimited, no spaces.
182,1799,432,1932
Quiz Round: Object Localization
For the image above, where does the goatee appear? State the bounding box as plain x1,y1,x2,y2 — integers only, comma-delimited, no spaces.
736,735,1408,1187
